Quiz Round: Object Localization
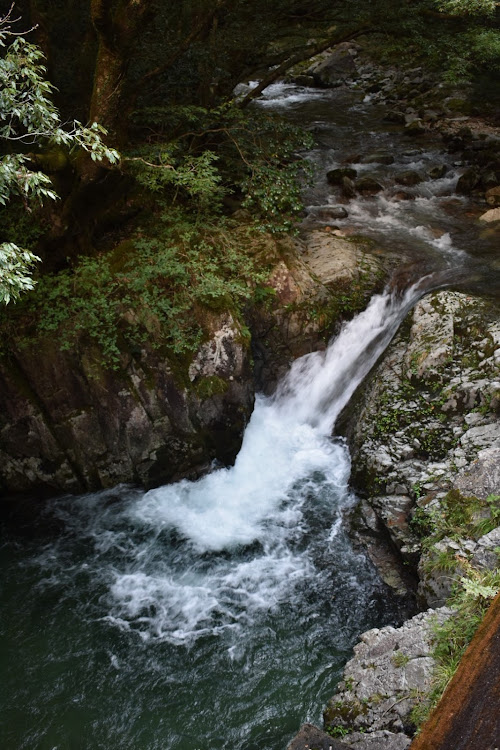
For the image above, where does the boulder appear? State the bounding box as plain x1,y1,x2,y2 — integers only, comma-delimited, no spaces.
456,167,480,194
324,609,453,742
395,171,424,187
428,165,447,180
327,167,358,185
355,176,384,194
485,186,500,206
479,207,500,223
308,43,358,87
342,176,357,198
360,152,395,165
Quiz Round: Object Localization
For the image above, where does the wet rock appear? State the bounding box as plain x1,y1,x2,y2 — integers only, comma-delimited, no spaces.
428,165,447,179
479,207,500,223
342,176,357,198
327,167,358,185
456,167,481,194
395,171,424,187
389,191,415,202
485,186,500,206
287,723,346,750
383,111,406,124
355,176,384,194
360,152,395,165
308,43,358,87
306,205,349,223
292,74,316,87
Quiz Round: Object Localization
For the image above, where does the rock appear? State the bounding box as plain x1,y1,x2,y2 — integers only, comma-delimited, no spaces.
301,231,379,288
404,119,425,136
292,74,316,87
339,289,500,606
308,43,358,87
327,167,358,185
428,165,447,180
479,207,500,223
342,176,357,198
342,730,411,749
383,111,406,124
360,152,395,165
309,205,349,221
417,537,465,607
404,293,456,382
472,527,500,569
395,171,424,187
456,167,480,194
324,609,453,744
485,186,500,206
389,191,415,202
371,495,416,554
287,723,346,750
453,447,500,500
355,176,384,194
0,312,255,495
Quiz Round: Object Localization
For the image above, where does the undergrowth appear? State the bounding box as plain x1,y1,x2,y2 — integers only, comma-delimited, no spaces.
410,563,500,729
0,208,272,367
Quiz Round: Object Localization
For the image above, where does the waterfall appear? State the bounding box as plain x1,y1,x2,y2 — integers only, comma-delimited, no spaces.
105,283,425,644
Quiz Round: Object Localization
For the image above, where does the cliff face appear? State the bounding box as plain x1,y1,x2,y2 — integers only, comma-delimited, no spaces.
0,311,254,496
0,231,383,498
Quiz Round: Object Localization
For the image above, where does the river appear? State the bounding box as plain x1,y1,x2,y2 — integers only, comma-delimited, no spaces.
1,83,498,750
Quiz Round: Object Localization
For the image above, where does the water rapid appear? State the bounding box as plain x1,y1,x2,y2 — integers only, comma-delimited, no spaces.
1,286,423,750
3,80,495,750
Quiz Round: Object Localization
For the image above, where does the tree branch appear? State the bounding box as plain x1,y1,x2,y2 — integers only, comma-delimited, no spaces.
236,26,375,109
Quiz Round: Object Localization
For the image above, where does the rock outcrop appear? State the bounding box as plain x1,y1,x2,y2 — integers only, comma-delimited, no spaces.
323,608,453,749
342,290,499,605
0,231,385,498
0,310,254,496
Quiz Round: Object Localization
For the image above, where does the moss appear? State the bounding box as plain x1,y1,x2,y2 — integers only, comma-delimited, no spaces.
324,698,368,729
194,375,229,400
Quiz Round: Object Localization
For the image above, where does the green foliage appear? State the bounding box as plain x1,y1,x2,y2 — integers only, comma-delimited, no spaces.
129,103,313,232
0,243,40,304
0,209,270,366
0,7,119,303
327,725,350,738
435,0,497,15
411,564,500,729
416,490,500,551
392,650,411,668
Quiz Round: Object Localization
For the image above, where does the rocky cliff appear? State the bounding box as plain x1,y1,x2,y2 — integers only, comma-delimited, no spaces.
0,231,384,498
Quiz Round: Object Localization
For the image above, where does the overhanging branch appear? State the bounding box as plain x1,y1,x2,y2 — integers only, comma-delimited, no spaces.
236,26,375,109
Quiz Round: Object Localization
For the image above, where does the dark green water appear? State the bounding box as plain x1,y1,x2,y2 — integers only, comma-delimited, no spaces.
3,81,497,750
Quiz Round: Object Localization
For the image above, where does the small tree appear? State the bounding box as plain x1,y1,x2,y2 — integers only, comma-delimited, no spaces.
0,3,119,303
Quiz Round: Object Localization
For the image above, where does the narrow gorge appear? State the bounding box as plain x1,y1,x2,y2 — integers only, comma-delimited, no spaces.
1,37,500,750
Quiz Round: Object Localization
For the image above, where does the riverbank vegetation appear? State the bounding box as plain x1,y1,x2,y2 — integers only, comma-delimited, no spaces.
1,1,499,320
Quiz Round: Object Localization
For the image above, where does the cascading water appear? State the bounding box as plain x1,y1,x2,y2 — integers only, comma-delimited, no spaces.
1,286,423,750
2,81,496,750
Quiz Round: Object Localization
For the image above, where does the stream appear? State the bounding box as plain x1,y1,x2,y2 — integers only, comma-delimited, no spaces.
1,83,498,750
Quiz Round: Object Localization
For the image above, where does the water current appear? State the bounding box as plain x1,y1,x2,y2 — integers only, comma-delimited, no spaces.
1,83,498,750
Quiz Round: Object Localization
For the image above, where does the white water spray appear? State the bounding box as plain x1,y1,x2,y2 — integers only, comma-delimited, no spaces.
109,283,426,642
